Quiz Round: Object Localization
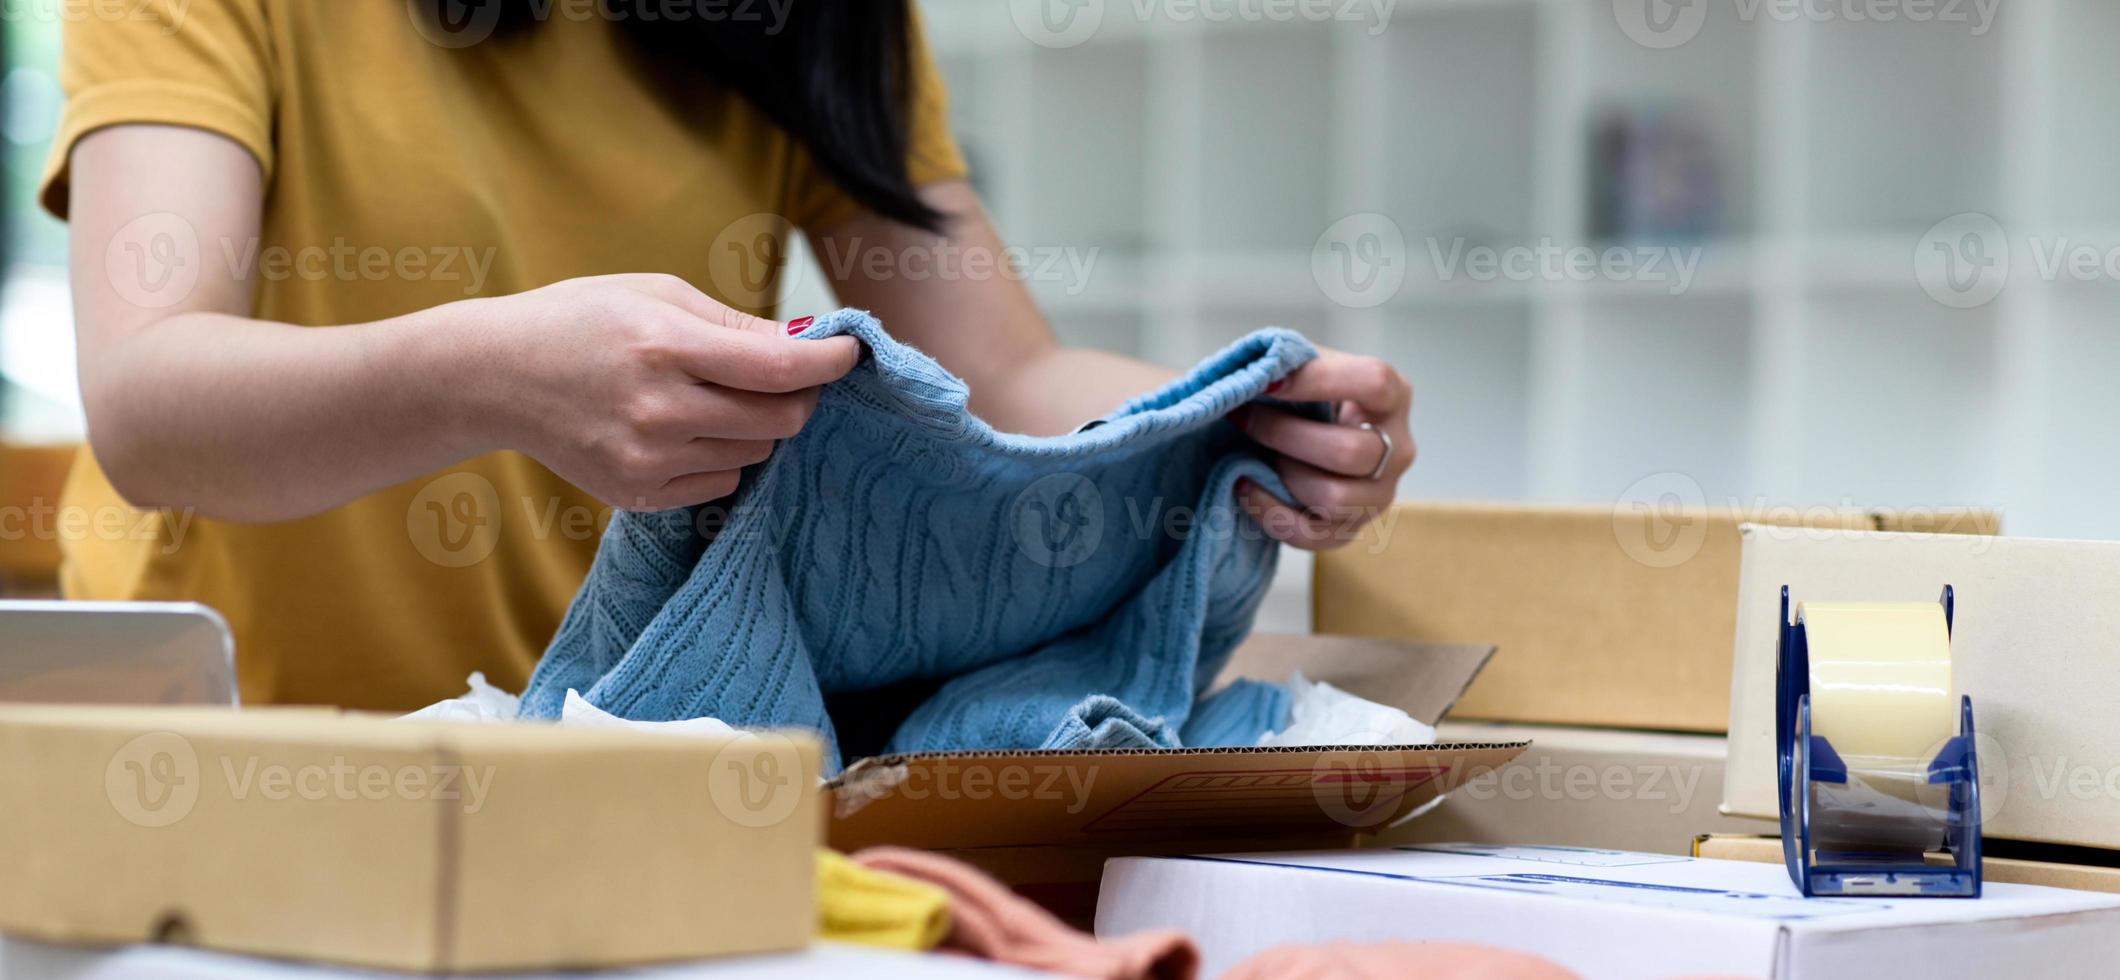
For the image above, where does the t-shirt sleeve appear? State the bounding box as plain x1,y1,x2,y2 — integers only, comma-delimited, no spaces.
788,7,971,233
39,0,276,220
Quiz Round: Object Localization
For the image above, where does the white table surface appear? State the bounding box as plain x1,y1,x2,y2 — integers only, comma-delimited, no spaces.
0,937,1046,979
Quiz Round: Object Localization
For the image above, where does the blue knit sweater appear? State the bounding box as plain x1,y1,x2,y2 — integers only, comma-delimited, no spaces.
519,310,1318,772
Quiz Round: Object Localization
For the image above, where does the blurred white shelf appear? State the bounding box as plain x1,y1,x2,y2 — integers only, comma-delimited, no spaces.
906,0,2119,539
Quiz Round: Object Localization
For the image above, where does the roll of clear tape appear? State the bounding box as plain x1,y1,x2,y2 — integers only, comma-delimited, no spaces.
1799,601,1956,854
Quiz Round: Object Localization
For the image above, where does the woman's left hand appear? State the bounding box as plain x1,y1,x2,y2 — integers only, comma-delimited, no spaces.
1234,348,1415,550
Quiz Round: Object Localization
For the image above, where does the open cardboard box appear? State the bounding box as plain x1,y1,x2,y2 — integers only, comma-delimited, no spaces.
823,633,1530,923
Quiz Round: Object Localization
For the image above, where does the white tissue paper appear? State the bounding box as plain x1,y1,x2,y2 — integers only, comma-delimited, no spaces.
1256,672,1436,748
398,674,737,740
397,671,521,723
560,689,738,738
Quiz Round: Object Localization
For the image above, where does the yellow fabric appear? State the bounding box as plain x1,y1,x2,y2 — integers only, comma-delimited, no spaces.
40,1,967,711
816,849,951,951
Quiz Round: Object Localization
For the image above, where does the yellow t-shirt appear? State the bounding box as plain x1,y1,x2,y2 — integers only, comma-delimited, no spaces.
40,1,968,710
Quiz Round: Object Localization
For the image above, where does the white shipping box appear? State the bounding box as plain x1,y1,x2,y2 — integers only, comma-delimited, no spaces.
1721,527,2120,850
1096,845,2120,979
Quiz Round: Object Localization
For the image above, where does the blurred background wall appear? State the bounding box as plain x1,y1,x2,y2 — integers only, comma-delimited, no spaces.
800,0,2120,627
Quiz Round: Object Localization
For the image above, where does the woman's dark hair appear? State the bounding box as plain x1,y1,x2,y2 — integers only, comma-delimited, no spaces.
416,0,946,231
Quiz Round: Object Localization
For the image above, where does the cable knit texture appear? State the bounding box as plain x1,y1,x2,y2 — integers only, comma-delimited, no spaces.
519,309,1319,772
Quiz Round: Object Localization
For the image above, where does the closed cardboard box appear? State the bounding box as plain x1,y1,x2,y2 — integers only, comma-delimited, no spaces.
0,705,821,973
1097,845,2120,979
1315,502,1997,732
1723,526,2120,852
1380,722,1776,855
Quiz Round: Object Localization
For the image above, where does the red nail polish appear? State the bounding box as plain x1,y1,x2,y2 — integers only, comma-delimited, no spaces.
786,316,815,336
1266,380,1287,395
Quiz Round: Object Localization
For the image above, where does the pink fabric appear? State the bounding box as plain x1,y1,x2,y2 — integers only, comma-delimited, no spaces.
852,847,1199,980
1222,941,1583,980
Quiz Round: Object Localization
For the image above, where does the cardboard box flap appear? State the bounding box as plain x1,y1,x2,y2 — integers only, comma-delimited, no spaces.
826,741,1528,852
825,632,1521,853
1214,633,1495,726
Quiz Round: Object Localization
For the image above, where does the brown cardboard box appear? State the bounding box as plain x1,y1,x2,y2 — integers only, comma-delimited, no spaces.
1379,722,1777,856
0,705,820,972
825,634,1529,925
1722,526,2120,852
1315,502,1998,732
1695,834,2120,895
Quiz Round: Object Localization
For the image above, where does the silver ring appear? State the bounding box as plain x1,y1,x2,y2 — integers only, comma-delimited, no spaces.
1358,422,1393,481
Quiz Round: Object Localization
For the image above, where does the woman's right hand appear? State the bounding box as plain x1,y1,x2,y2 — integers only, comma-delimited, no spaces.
466,273,860,511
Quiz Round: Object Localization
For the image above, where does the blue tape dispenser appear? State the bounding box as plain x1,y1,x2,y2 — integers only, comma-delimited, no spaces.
1776,584,1982,897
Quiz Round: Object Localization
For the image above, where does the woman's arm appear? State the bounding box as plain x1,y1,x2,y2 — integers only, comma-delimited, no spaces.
70,124,857,522
815,180,1417,549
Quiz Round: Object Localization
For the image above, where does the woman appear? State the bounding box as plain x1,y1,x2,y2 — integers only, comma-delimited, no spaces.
46,0,1415,710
